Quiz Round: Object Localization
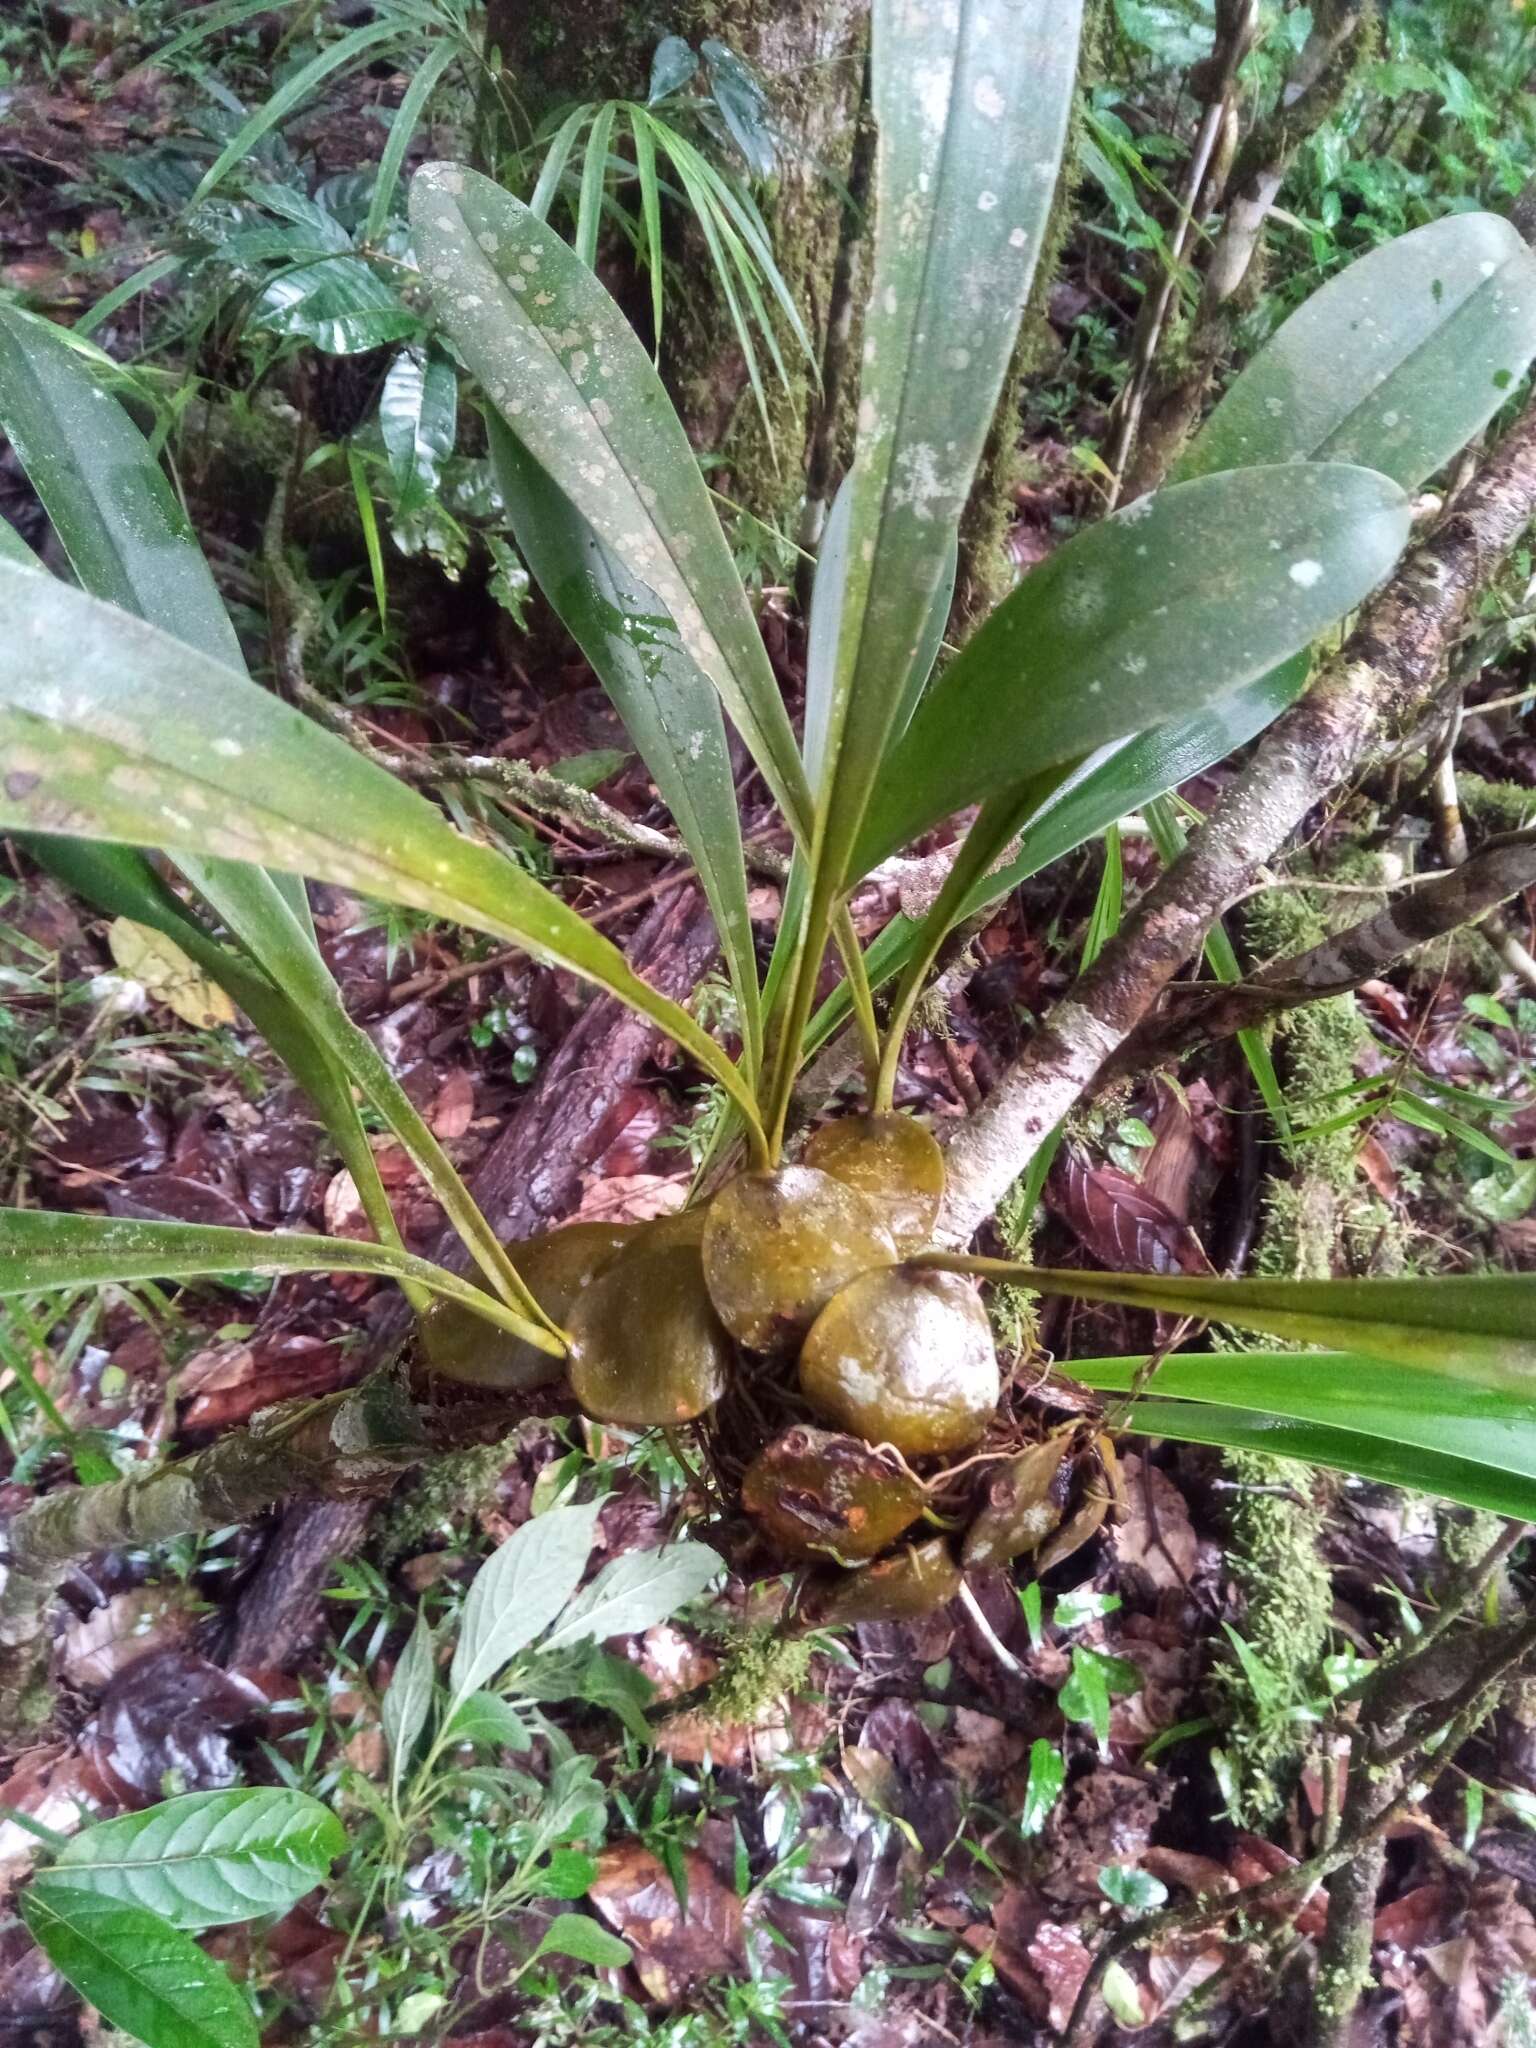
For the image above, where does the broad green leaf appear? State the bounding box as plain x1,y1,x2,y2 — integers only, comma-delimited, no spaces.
922,1257,1536,1387
541,1541,723,1652
380,343,458,505
1076,1349,1536,1487
0,305,242,670
0,562,767,1152
443,1690,532,1752
1181,212,1536,492
449,1500,602,1704
0,1208,562,1352
530,1914,633,1970
802,468,956,788
409,163,811,838
38,1789,345,1931
0,516,41,567
810,0,1083,895
854,463,1411,871
254,254,416,356
1116,1397,1536,1522
649,34,699,103
19,1888,257,2048
801,665,1307,1062
1099,1866,1168,1914
489,420,761,1077
383,1615,436,1795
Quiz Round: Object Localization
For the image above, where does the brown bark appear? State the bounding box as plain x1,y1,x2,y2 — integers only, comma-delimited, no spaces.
1112,830,1536,1067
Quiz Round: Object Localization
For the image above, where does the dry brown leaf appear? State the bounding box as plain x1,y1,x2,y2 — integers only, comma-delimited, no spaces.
428,1069,475,1140
1112,1453,1199,1591
61,1587,196,1691
588,1842,744,2000
107,918,236,1031
576,1173,688,1225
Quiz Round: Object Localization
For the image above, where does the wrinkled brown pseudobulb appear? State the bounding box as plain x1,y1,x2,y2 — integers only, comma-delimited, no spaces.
566,1233,731,1426
1033,1432,1127,1574
798,1265,999,1456
701,1165,896,1352
803,1113,945,1252
418,1221,634,1391
961,1434,1072,1568
742,1427,926,1561
805,1537,962,1625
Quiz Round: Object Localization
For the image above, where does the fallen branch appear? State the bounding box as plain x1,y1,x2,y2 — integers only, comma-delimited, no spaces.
1112,829,1536,1066
938,390,1536,1245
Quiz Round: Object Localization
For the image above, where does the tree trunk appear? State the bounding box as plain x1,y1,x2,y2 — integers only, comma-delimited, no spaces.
487,0,868,532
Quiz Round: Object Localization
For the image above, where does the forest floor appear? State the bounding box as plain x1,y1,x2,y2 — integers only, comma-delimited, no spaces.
4,11,1536,2048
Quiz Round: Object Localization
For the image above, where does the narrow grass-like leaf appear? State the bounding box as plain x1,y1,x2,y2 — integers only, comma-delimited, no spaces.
575,102,618,270
39,1789,345,1931
489,420,761,1076
346,445,388,624
190,18,405,204
629,106,666,351
450,1500,602,1704
1142,794,1291,1143
409,163,811,839
365,38,458,242
20,1889,257,2048
1181,212,1536,491
0,563,768,1153
855,463,1410,872
529,104,594,221
0,1210,563,1352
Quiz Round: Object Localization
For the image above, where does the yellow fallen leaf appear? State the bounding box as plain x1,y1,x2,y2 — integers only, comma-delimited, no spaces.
107,917,237,1031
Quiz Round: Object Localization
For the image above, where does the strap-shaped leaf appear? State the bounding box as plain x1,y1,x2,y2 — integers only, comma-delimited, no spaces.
0,305,242,669
19,1889,257,2048
1116,1399,1536,1523
0,1209,560,1352
39,1789,346,1931
488,419,762,1077
1180,211,1536,491
853,462,1410,871
917,1256,1536,1387
1077,1350,1536,1488
0,561,766,1152
410,163,811,838
861,212,1536,987
810,0,1082,894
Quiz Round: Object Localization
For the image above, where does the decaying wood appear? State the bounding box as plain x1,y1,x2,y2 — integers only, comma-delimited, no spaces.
939,391,1536,1245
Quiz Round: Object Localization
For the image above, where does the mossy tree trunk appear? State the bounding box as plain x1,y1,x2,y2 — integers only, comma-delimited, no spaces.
486,0,868,532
